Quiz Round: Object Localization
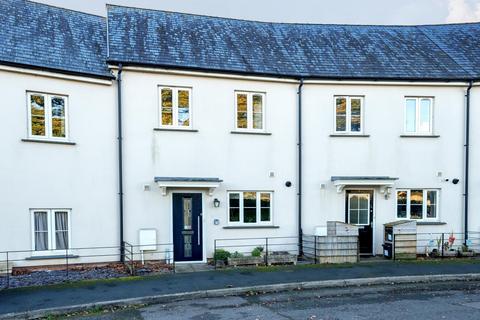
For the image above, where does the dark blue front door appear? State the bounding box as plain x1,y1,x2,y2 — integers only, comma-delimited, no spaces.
173,193,203,261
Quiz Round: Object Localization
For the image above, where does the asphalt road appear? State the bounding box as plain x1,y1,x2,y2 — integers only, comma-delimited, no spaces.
72,281,480,320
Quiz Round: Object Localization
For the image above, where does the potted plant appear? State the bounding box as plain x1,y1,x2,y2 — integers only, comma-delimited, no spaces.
266,251,297,265
214,249,231,267
227,247,265,267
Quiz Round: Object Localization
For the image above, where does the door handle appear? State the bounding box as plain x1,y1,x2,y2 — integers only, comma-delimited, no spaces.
197,216,201,245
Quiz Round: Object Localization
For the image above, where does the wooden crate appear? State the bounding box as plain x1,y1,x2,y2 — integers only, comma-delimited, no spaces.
315,236,359,264
394,234,417,260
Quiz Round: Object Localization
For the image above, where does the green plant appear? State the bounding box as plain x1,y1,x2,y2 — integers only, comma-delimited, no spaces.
214,249,231,263
251,246,264,257
231,251,244,258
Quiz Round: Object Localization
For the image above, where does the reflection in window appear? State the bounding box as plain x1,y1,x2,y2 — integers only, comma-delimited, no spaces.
236,94,248,129
30,94,46,137
334,96,363,134
235,92,265,131
51,97,66,138
28,92,68,140
404,97,433,134
228,191,273,225
159,87,192,128
396,189,438,220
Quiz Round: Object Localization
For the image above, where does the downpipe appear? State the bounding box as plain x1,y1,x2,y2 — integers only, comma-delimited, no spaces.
117,64,125,262
297,79,304,256
464,80,473,244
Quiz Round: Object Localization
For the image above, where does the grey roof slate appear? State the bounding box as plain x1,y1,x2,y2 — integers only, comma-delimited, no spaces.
0,0,111,78
107,5,479,80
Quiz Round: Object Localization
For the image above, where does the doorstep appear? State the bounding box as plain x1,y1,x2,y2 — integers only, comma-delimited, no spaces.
175,263,213,273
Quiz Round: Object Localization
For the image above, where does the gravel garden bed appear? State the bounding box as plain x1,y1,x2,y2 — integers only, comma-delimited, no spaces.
0,262,172,289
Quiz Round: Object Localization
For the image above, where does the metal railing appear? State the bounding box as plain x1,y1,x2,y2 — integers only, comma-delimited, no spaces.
392,231,480,260
213,236,300,269
0,242,174,290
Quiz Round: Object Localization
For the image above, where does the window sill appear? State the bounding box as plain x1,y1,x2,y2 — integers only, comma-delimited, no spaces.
223,225,279,229
153,128,198,132
25,254,79,260
400,135,440,138
329,134,370,138
230,131,272,136
21,138,76,145
416,221,447,225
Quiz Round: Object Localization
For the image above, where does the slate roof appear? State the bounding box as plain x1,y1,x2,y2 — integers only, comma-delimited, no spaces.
107,5,480,80
0,0,112,78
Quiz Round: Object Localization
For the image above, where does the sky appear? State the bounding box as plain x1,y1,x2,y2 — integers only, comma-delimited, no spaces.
33,0,480,25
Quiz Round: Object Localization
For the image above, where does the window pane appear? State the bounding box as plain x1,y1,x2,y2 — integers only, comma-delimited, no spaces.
358,209,369,225
183,197,192,230
350,195,358,209
229,193,240,222
260,193,271,222
178,90,190,127
261,208,270,222
243,192,257,223
351,98,361,115
410,190,423,219
244,208,257,223
55,211,69,250
51,97,66,138
237,94,248,129
419,99,431,133
229,193,240,207
397,205,407,218
349,210,359,224
358,195,369,210
397,191,407,218
260,193,270,208
405,99,416,133
253,94,263,129
161,88,173,126
243,192,256,208
336,98,346,132
427,191,437,218
34,212,48,251
351,116,361,132
229,208,240,222
31,94,45,136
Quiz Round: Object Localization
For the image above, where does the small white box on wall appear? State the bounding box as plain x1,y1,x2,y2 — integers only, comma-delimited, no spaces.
139,229,157,251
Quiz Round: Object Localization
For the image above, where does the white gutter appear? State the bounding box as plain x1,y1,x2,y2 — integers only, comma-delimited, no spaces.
110,65,472,87
0,65,113,86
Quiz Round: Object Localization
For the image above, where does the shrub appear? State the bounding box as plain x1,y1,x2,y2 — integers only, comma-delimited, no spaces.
231,251,244,258
251,246,264,257
214,249,231,263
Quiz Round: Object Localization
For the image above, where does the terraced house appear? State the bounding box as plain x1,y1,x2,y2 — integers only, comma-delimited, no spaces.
0,0,479,267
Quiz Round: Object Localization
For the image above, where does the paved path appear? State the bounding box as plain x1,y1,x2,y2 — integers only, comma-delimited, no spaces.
1,260,480,316
73,281,480,320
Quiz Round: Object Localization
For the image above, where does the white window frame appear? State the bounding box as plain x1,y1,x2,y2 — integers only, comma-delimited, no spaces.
27,92,69,141
30,209,72,254
227,191,273,226
333,96,364,134
404,97,434,135
234,91,266,132
158,86,193,129
347,193,370,226
395,189,439,221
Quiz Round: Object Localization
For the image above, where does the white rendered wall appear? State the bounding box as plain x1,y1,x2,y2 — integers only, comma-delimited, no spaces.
0,69,118,265
301,83,467,255
120,71,298,260
469,85,480,239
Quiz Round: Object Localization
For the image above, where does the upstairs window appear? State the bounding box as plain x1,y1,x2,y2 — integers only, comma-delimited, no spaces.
404,97,433,135
235,92,265,131
228,191,272,225
396,189,438,220
334,96,364,134
32,209,71,252
159,87,192,129
28,92,68,140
